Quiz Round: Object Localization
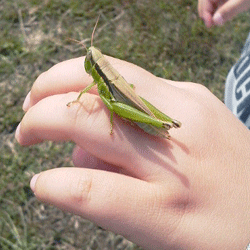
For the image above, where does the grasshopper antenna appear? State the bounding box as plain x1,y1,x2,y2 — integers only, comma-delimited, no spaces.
91,15,100,46
67,37,88,52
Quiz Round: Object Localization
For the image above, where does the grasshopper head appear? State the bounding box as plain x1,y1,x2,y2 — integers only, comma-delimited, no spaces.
84,46,104,84
85,46,103,74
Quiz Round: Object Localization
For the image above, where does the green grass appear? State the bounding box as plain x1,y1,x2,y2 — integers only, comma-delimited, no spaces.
1,0,250,249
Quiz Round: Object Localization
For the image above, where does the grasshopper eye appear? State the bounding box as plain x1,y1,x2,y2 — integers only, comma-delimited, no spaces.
86,50,92,60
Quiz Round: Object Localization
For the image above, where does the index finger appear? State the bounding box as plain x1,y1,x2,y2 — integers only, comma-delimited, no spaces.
25,57,91,110
24,55,176,112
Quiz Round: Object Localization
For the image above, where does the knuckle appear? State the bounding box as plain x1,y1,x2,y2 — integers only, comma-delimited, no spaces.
72,94,110,135
70,171,93,205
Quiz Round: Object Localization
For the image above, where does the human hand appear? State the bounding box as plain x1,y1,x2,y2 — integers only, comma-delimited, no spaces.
15,56,250,249
198,0,250,28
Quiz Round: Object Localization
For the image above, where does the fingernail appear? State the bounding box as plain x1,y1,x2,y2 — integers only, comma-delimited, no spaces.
23,91,31,111
213,12,224,26
30,174,40,192
15,123,20,142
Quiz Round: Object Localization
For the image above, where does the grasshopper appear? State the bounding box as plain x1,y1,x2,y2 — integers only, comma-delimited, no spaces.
68,19,181,139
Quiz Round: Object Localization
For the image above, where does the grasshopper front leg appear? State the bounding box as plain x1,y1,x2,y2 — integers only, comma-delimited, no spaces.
67,81,96,107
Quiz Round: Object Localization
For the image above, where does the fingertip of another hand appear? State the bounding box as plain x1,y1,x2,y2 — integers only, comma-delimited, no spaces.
204,20,213,28
200,12,213,29
212,12,224,26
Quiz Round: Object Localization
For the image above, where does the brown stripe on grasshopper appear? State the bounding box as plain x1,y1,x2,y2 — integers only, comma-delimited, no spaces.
87,46,157,117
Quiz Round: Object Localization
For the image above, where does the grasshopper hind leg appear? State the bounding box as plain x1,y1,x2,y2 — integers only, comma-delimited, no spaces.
172,119,182,128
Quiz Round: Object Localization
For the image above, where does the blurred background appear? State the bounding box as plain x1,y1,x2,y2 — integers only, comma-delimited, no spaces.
1,0,250,249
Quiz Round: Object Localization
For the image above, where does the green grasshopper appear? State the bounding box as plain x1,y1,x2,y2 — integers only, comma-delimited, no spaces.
68,19,181,139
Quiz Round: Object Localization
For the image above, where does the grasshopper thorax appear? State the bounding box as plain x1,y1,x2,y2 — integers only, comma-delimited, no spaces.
85,46,103,73
84,46,107,85
88,46,102,62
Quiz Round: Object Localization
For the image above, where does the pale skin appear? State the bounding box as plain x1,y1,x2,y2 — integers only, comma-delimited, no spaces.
198,0,250,28
15,56,250,249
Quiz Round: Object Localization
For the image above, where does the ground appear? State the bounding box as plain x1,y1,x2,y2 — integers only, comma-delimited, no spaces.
1,0,250,249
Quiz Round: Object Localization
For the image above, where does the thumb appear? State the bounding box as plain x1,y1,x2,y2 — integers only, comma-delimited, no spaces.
213,0,250,26
29,167,155,238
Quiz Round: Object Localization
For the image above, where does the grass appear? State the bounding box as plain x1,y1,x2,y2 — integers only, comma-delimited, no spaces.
1,0,250,249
